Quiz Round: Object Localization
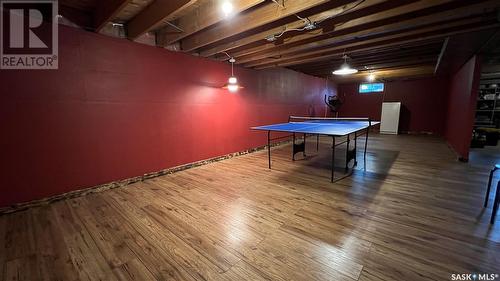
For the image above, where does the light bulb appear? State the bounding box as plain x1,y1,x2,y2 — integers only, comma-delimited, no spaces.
222,1,233,17
228,76,237,84
368,73,375,81
228,84,239,92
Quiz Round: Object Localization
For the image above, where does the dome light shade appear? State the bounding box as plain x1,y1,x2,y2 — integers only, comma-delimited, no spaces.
332,55,358,76
222,54,243,92
227,84,239,92
332,64,358,75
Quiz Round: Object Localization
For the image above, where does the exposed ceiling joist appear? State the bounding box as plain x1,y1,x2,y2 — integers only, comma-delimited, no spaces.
231,0,458,61
179,0,357,52
333,65,436,83
249,19,499,69
292,45,442,71
305,58,438,76
235,0,499,65
299,53,440,72
199,0,395,57
59,4,93,29
59,0,500,80
434,37,449,74
127,0,195,39
93,0,132,32
255,26,499,71
158,0,265,46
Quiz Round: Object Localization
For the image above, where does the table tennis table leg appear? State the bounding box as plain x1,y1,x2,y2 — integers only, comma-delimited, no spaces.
303,133,306,157
292,133,296,161
267,131,271,169
316,134,319,151
345,134,350,171
364,128,369,171
354,132,357,166
491,181,500,224
331,136,335,183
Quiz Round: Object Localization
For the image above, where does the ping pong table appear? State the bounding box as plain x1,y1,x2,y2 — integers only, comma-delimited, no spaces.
251,116,380,182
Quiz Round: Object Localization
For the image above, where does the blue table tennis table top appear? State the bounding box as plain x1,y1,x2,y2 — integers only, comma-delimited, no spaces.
252,120,380,136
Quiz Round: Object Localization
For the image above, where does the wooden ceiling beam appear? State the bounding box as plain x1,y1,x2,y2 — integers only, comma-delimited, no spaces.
266,43,443,70
350,48,441,63
247,32,454,68
179,0,357,52
198,0,398,57
287,50,441,76
253,23,499,70
235,0,500,64
298,56,438,74
232,0,443,60
157,0,265,46
308,60,439,77
331,65,436,82
127,0,195,39
218,0,465,60
93,0,132,32
248,18,498,69
296,55,439,73
59,4,93,29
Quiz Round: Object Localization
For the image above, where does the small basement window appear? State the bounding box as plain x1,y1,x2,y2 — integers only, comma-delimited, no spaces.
359,83,384,93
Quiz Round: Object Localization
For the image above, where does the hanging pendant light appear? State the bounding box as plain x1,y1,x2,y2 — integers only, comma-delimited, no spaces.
223,56,243,92
332,55,358,76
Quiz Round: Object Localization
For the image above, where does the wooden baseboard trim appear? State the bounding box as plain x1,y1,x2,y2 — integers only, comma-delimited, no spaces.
401,131,436,135
0,140,291,215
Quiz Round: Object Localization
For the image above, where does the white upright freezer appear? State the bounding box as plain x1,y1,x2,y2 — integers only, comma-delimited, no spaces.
380,102,401,134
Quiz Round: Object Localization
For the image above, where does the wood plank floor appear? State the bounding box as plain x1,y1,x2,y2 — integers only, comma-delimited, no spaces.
1,134,500,281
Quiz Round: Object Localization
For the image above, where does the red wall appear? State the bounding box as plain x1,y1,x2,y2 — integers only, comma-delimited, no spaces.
337,77,449,135
0,25,334,207
444,55,481,161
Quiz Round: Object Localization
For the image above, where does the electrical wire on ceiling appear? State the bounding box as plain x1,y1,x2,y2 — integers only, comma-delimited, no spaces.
266,22,315,41
280,28,323,44
165,21,184,33
221,51,233,61
265,0,316,41
270,0,284,8
265,0,366,42
220,51,237,71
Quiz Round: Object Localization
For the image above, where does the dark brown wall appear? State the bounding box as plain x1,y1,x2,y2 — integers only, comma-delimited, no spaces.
338,77,449,135
444,55,481,160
